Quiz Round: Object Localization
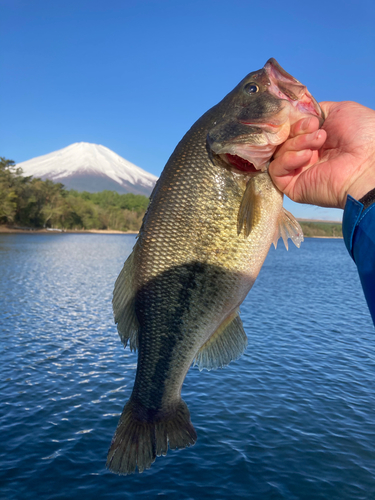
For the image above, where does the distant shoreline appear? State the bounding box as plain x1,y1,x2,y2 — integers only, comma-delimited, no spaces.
0,225,138,235
0,225,342,239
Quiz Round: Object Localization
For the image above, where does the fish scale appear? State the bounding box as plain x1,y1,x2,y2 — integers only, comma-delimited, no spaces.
107,58,322,475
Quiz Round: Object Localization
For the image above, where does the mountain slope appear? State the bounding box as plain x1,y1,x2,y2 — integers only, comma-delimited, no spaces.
17,142,158,196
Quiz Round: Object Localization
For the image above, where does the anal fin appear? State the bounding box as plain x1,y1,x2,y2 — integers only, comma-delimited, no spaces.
194,310,247,371
273,208,304,250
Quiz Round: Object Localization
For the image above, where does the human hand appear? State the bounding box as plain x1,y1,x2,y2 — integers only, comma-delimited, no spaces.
268,101,375,209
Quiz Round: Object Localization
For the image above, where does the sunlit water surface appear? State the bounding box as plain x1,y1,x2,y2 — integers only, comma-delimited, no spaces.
1,234,374,499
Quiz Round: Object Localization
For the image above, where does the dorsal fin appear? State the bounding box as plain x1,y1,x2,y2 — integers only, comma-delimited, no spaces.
194,310,247,371
112,249,140,351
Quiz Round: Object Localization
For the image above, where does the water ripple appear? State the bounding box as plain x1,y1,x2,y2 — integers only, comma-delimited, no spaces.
1,235,374,499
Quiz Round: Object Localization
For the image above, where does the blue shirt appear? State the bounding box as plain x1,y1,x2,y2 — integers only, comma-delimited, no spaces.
343,195,375,325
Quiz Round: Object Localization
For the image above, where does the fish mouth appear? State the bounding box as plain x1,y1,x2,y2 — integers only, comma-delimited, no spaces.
215,140,278,174
264,58,324,125
223,153,260,174
209,58,325,175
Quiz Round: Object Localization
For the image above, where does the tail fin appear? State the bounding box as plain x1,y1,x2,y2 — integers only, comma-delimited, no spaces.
106,399,197,475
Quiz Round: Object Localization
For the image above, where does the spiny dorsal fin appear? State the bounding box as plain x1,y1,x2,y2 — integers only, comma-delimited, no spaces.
112,249,140,351
237,177,262,237
273,208,304,250
194,310,247,371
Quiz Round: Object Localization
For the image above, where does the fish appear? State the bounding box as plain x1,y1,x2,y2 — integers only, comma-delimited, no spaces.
106,58,323,475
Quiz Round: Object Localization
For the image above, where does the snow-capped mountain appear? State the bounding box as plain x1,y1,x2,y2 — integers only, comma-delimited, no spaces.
17,142,158,196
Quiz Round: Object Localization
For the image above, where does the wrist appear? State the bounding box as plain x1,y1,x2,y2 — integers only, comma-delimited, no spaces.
345,161,375,204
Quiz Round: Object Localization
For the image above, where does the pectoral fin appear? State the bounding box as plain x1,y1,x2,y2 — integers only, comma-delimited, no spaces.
112,249,140,351
237,177,262,237
273,208,304,250
194,309,247,371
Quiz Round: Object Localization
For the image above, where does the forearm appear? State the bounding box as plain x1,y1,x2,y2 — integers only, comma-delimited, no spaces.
343,188,375,325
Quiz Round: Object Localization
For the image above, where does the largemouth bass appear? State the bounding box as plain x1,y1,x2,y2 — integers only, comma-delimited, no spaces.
107,58,323,475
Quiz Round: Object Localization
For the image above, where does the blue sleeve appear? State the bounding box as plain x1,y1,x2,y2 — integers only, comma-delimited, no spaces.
343,195,375,325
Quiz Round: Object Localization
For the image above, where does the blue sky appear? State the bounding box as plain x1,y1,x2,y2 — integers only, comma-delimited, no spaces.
1,0,374,220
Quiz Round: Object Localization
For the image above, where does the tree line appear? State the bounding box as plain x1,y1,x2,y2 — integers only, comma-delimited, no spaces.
0,157,150,231
0,156,342,237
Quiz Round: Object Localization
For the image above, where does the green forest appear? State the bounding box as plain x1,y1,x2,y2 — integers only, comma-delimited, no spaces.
298,220,342,238
0,157,149,231
0,156,342,237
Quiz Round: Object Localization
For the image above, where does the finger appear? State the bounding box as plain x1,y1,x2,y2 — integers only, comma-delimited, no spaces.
270,149,314,179
289,115,321,138
273,129,327,159
269,149,321,200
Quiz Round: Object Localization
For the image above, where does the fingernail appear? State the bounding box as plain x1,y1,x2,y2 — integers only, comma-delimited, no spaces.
301,118,311,131
313,130,323,140
306,130,321,141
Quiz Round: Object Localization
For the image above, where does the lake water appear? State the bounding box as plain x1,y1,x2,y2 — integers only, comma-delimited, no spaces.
1,234,374,500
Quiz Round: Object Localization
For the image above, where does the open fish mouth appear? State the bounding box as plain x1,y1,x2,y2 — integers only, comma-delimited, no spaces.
222,149,274,174
217,139,278,174
224,153,260,173
208,58,324,174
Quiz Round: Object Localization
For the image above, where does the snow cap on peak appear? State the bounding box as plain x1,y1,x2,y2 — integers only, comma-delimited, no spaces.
16,142,158,195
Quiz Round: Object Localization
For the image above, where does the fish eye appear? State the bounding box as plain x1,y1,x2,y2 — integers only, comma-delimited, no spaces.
244,83,259,94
